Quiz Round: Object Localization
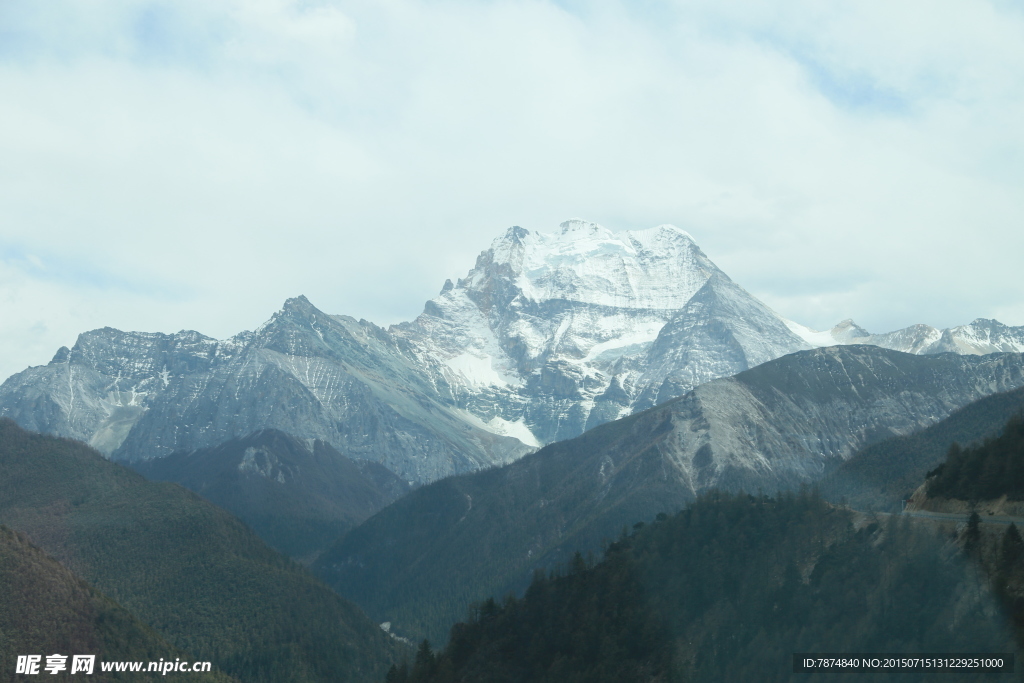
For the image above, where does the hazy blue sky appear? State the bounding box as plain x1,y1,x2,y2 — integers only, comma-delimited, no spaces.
1,0,1023,380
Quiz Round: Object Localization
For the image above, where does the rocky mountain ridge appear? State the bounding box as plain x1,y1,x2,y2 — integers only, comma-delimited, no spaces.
0,297,529,482
790,316,1024,356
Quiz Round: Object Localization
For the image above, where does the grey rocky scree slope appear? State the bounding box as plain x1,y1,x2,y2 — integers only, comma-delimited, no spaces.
2,219,1022,483
313,345,1024,644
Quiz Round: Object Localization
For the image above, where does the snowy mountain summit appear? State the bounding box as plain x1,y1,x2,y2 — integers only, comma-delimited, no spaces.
2,218,1022,482
392,219,811,444
482,220,715,309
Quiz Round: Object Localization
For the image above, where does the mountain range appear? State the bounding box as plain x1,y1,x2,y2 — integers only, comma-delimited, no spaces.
6,218,1024,679
3,219,1022,485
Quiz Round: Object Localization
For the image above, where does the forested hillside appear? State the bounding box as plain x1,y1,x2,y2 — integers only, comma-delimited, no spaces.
927,414,1024,501
389,492,1011,683
0,419,398,683
0,525,232,682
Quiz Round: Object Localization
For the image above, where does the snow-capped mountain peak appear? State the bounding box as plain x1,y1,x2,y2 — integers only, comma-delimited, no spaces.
393,219,807,444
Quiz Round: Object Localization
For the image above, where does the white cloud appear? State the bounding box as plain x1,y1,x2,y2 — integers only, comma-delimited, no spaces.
0,0,1022,381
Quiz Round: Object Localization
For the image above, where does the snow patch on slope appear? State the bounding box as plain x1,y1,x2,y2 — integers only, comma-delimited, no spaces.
453,409,542,448
444,352,512,388
583,323,666,363
783,319,842,348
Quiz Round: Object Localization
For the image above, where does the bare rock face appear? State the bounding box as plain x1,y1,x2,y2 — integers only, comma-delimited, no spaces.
655,346,1024,492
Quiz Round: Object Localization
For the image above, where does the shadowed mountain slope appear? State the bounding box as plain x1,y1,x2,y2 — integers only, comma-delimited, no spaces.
132,429,411,561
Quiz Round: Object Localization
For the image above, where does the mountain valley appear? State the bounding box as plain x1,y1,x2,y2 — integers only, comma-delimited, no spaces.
0,419,399,683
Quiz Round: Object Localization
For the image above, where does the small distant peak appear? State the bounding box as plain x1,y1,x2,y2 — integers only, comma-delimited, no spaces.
831,319,871,341
279,295,324,319
50,346,71,364
488,225,532,257
256,296,323,336
441,279,454,294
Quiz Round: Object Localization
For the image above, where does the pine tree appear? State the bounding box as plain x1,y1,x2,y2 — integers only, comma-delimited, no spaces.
965,512,982,556
1001,524,1024,571
412,639,436,680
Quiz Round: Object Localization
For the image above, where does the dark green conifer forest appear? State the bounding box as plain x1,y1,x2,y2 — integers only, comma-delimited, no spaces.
0,524,233,682
927,414,1024,501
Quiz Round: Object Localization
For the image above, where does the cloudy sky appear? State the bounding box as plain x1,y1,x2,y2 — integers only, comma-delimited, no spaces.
1,0,1022,381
